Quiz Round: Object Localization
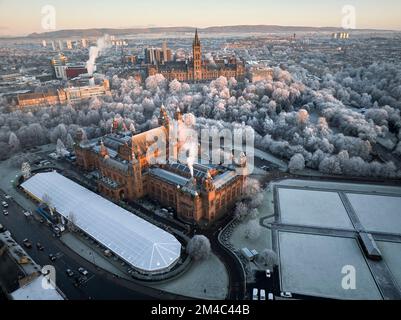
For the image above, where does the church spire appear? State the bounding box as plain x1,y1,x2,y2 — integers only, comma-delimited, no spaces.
194,28,201,46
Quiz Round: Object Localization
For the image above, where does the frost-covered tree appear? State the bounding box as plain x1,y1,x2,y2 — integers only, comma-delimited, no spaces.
243,219,262,241
56,138,67,156
21,162,31,179
234,202,250,221
242,178,261,199
8,132,20,151
257,249,278,268
186,235,211,261
288,153,305,173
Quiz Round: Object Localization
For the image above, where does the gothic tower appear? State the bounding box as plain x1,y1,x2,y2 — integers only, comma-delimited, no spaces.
193,29,202,81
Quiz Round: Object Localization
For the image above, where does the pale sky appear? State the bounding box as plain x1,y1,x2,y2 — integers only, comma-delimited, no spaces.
1,0,401,36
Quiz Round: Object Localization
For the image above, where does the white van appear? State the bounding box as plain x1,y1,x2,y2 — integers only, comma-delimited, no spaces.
260,289,266,301
252,288,259,301
268,293,274,300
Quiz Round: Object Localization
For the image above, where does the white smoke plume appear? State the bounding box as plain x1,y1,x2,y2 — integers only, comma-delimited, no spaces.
86,35,111,76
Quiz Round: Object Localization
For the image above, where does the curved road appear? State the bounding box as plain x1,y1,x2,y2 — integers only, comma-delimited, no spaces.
202,215,246,300
0,190,191,300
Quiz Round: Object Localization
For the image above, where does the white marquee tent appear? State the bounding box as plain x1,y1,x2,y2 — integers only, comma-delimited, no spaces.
21,172,181,273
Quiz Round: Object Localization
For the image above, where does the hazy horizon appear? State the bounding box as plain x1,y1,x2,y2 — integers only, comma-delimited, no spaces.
1,0,401,36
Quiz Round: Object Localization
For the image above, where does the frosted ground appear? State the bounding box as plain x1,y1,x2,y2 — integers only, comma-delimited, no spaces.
278,188,354,230
229,185,274,254
279,232,382,300
347,193,401,235
377,241,401,290
150,253,229,300
274,179,401,196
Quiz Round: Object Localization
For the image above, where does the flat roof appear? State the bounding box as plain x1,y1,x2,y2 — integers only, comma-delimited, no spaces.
21,172,181,273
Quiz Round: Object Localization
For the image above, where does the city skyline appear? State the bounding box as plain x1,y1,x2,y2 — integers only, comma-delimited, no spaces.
1,0,401,36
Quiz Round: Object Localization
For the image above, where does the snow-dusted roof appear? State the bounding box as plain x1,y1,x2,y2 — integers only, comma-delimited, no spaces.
21,172,181,273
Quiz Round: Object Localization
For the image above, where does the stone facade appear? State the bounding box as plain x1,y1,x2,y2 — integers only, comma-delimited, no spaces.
75,108,246,226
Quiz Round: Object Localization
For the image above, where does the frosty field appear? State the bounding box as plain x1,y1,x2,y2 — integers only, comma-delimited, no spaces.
278,232,382,300
347,193,401,235
277,188,354,230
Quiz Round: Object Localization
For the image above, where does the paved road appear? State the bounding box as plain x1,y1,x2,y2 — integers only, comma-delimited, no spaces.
202,215,246,300
0,191,189,300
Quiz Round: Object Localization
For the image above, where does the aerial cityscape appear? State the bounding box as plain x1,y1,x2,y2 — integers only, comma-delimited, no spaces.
1,0,401,311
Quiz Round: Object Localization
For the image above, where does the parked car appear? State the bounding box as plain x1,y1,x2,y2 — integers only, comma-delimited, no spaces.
36,242,44,251
23,239,32,248
78,267,89,276
268,293,274,301
252,288,259,301
48,253,57,262
0,224,6,233
23,211,31,218
3,209,9,216
280,292,293,298
2,201,8,208
265,269,271,278
260,289,266,301
4,194,12,200
66,269,74,277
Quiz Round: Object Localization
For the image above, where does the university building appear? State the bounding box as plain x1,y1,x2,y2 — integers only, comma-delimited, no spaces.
75,107,247,226
16,79,111,108
147,30,246,82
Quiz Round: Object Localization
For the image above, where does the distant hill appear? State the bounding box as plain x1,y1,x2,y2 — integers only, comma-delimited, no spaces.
2,25,394,40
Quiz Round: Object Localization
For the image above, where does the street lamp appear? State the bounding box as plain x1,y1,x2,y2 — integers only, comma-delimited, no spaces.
89,251,96,265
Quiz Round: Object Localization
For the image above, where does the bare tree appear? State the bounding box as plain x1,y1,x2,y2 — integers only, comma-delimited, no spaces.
42,193,55,216
67,211,78,232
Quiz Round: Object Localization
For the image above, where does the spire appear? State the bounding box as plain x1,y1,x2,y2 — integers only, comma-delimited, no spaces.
194,28,200,46
159,104,170,127
99,139,109,158
174,106,182,121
